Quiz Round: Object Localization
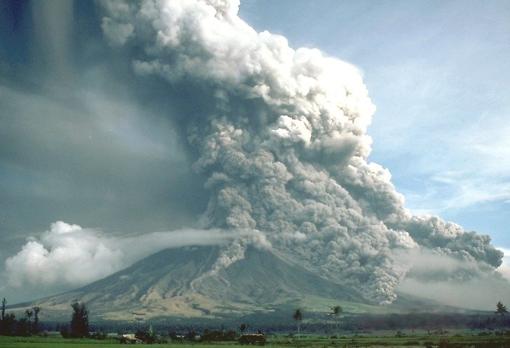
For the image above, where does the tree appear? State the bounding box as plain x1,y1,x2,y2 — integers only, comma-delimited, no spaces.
59,325,70,338
1,313,16,336
293,309,303,337
331,305,343,335
496,301,508,316
136,324,156,344
32,307,40,334
70,302,89,338
239,323,247,334
0,299,16,337
0,298,6,335
24,309,33,335
1,298,5,321
15,318,30,337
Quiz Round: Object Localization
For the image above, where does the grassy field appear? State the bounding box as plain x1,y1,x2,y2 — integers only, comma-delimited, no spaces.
1,334,510,347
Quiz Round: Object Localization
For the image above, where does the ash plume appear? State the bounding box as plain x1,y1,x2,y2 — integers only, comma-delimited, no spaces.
98,0,503,303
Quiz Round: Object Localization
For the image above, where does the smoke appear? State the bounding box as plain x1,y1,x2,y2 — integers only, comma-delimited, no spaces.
497,248,510,281
395,248,510,309
31,0,74,80
398,276,510,310
4,221,268,293
96,0,504,304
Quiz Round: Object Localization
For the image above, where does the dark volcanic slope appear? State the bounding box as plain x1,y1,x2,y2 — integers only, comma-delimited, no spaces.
34,246,361,320
200,247,361,305
80,246,221,301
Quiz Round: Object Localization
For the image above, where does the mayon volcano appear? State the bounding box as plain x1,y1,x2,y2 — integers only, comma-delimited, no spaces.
6,0,508,319
31,246,360,321
31,245,448,322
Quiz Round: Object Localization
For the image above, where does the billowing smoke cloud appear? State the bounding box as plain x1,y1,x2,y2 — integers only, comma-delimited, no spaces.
4,221,268,292
5,221,123,289
395,248,510,309
497,248,510,281
97,0,503,304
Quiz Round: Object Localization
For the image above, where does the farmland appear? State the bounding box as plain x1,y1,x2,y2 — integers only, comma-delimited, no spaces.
1,332,510,347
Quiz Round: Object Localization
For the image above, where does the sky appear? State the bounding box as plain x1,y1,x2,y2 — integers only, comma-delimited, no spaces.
0,0,509,304
240,0,510,247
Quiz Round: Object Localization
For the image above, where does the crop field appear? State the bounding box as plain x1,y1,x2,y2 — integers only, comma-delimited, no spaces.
1,334,510,347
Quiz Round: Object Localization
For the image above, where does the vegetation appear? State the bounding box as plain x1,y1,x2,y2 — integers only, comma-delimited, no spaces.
1,331,510,347
496,301,508,316
70,302,89,338
1,297,510,347
134,325,158,344
60,302,89,338
239,323,247,334
292,308,303,336
0,298,41,337
32,307,40,334
201,329,236,342
330,305,342,335
1,298,5,321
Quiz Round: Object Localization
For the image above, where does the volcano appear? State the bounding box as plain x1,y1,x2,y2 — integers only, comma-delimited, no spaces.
27,245,459,323
28,245,373,321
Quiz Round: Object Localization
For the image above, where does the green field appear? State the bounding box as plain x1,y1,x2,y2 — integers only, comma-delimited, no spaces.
1,334,510,347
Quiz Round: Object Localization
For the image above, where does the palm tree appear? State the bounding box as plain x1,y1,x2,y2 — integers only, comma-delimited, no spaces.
1,298,6,321
330,306,343,330
496,301,508,316
293,309,303,337
330,305,343,337
25,309,33,334
32,307,41,334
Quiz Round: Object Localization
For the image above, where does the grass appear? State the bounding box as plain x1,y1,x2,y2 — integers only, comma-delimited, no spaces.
1,333,510,347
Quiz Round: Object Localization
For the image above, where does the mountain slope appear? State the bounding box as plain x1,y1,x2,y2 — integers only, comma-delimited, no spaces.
33,246,362,321
28,245,472,323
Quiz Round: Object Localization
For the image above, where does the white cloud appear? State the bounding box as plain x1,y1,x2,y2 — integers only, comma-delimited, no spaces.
497,247,510,281
397,247,510,310
4,221,269,292
431,172,510,211
5,221,123,288
271,115,312,145
399,276,510,311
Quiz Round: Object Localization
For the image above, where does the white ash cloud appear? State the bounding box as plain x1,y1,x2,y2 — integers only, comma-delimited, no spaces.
4,221,267,292
5,221,121,289
497,248,510,281
98,0,503,303
395,248,510,309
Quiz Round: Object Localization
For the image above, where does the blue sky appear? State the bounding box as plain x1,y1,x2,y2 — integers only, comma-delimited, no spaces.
240,0,510,247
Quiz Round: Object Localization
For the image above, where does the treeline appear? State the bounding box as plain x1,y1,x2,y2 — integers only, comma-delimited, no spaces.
45,314,508,336
1,297,509,338
0,297,90,339
327,313,510,332
239,313,510,333
0,298,41,336
110,312,508,334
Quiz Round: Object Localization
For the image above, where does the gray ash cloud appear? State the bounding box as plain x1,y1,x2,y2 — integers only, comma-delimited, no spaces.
97,0,503,303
